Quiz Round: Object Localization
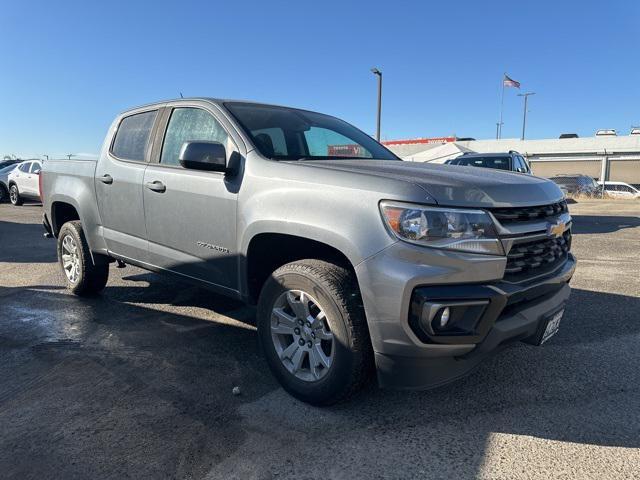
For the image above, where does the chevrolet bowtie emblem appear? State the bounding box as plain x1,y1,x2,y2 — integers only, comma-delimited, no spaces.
548,221,566,238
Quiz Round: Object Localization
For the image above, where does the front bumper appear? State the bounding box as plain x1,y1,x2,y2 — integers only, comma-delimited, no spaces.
355,239,576,390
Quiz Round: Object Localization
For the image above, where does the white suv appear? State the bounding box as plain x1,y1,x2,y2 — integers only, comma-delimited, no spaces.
7,160,42,205
598,181,640,199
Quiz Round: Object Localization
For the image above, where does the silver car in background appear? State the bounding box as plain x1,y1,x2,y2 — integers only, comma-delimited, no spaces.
0,163,19,203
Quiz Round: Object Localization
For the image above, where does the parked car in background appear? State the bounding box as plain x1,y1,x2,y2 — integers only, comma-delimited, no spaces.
597,181,640,199
0,158,21,170
0,163,20,202
549,174,600,197
595,129,616,137
41,98,574,405
445,151,532,174
7,160,42,205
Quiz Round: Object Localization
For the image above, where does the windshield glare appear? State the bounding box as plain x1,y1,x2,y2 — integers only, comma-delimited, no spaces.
225,102,398,161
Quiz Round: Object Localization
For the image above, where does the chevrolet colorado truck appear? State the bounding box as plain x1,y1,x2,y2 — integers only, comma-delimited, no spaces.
41,98,575,405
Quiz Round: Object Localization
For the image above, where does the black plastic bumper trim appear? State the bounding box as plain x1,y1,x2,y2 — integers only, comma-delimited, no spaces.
409,254,576,345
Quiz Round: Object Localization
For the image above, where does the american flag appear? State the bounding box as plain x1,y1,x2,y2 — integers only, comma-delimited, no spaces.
503,74,521,88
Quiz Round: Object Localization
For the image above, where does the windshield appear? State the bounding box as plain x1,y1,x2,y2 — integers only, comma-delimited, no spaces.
453,156,511,170
225,102,398,161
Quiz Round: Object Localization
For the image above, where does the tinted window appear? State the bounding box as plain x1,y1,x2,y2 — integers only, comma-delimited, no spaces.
520,156,531,173
160,108,229,166
111,110,157,161
30,162,42,173
304,127,373,158
225,102,397,161
19,163,31,173
252,127,288,156
455,156,511,170
552,177,576,186
513,156,524,171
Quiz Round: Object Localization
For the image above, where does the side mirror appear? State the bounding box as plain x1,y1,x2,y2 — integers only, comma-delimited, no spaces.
179,141,227,172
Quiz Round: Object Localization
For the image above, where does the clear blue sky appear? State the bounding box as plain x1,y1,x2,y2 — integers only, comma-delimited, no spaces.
1,0,638,158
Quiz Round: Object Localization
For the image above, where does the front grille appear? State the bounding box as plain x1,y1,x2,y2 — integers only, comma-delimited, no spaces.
504,230,571,281
491,201,568,224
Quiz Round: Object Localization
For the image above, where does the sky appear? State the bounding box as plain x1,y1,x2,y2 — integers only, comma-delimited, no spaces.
1,0,638,158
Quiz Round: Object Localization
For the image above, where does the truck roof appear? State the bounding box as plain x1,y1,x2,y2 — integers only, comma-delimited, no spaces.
119,97,316,116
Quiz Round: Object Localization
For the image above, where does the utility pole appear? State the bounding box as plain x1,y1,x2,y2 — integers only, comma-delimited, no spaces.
517,92,535,140
371,68,382,141
495,122,502,140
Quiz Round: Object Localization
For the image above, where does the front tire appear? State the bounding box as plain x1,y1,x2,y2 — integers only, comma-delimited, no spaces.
257,259,373,405
57,221,109,296
9,184,23,206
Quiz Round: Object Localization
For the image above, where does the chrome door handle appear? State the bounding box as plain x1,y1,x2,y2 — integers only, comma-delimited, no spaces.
99,174,113,184
145,180,166,193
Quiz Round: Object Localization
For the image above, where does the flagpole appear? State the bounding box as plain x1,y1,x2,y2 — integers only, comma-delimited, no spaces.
498,73,505,139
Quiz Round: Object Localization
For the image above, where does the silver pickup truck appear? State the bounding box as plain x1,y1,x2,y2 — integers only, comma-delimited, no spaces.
41,98,576,405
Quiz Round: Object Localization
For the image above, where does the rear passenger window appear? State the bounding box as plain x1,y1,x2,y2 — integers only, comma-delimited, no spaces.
19,163,31,172
111,110,157,161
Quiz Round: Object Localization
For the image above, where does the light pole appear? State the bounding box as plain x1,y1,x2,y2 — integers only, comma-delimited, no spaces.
371,67,382,141
517,92,535,140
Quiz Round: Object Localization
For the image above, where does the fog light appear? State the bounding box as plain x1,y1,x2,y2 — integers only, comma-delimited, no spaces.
439,307,451,328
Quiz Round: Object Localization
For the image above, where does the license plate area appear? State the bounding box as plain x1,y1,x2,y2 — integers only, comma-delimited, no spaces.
540,309,563,344
523,307,564,346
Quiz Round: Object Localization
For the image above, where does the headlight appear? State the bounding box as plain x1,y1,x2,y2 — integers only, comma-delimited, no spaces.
379,201,503,255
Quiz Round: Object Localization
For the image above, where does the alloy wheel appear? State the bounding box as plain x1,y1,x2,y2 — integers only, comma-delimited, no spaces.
270,290,334,382
61,234,81,283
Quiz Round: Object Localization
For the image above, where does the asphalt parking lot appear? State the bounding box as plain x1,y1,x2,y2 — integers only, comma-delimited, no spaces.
1,200,639,480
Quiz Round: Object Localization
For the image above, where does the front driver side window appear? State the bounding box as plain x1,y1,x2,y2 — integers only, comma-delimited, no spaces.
161,108,229,166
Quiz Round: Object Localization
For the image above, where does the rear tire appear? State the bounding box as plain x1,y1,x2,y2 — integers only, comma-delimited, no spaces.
257,259,373,405
9,184,23,206
57,221,109,296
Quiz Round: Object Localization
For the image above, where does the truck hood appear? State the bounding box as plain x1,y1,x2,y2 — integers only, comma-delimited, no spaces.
299,160,564,208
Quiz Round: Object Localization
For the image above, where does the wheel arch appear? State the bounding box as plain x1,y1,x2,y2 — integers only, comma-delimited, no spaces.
51,200,81,236
243,231,358,305
49,195,106,265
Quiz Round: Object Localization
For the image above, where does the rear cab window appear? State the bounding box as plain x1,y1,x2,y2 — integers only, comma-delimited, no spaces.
111,110,158,161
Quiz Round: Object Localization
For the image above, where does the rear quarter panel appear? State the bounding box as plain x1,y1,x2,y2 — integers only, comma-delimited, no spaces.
42,159,107,254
